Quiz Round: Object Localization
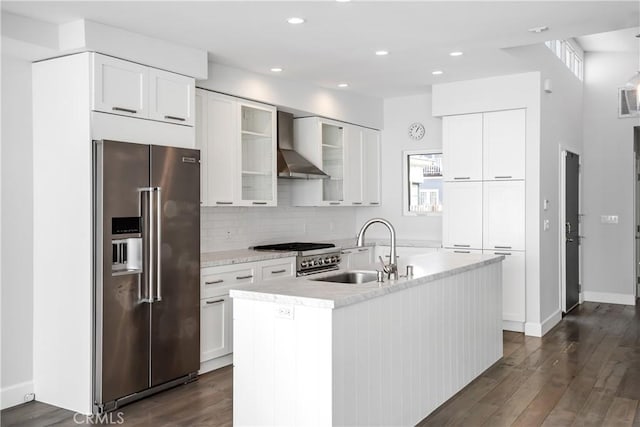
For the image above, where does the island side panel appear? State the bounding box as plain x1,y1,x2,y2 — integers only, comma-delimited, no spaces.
331,262,503,426
233,298,333,426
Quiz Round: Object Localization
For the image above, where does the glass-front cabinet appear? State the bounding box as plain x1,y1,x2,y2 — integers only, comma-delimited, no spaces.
321,123,344,203
240,103,275,204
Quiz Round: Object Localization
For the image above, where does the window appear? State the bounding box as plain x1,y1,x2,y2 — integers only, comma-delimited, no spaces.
545,39,584,81
403,150,443,215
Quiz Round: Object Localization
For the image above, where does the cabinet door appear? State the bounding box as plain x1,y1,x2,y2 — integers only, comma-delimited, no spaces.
483,109,525,180
259,258,295,282
238,101,276,206
204,92,238,206
200,295,232,362
321,120,345,204
483,181,525,251
149,68,195,126
442,114,483,181
92,54,148,118
362,128,381,206
443,182,483,249
342,247,372,269
344,125,363,205
486,250,525,323
195,91,207,205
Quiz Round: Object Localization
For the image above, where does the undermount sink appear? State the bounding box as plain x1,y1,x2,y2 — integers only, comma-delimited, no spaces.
311,270,378,284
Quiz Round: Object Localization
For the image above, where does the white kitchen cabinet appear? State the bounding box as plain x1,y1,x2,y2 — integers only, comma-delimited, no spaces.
362,128,381,206
92,54,149,119
201,294,233,362
442,113,483,181
486,250,525,323
149,68,195,126
483,109,526,180
344,125,363,204
201,263,256,299
258,257,296,282
443,182,483,249
197,89,277,207
341,247,372,269
483,181,525,251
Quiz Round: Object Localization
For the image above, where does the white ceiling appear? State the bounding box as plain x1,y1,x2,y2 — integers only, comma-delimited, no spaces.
2,1,639,98
576,26,639,53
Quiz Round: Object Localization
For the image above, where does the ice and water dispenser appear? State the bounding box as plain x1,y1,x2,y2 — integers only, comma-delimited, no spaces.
111,217,143,275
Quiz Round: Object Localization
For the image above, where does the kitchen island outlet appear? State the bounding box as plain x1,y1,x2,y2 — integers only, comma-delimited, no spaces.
230,252,503,426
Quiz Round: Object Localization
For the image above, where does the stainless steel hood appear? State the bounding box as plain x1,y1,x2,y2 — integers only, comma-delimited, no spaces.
277,111,329,179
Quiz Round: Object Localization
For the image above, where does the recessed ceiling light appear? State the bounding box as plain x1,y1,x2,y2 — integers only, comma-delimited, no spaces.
270,67,283,73
375,50,389,56
528,26,549,33
338,83,349,88
432,70,443,75
449,51,463,57
287,17,305,25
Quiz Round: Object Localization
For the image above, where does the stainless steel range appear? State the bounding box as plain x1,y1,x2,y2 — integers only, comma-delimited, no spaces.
253,242,342,276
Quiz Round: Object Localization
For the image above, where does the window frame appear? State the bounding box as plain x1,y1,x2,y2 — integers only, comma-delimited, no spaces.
402,149,443,217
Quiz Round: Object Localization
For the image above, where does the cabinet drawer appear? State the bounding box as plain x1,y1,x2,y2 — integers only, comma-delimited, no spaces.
260,261,294,282
201,267,255,298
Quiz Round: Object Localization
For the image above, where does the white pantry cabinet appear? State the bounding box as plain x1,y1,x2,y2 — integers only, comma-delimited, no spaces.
442,113,483,181
292,117,381,207
483,181,525,251
442,182,483,249
92,53,194,126
483,109,526,180
196,89,277,207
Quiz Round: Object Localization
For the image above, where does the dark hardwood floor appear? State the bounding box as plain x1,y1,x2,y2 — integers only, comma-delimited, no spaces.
2,301,638,427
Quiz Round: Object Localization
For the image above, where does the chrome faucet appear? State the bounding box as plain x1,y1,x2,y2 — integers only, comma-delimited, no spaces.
356,218,398,280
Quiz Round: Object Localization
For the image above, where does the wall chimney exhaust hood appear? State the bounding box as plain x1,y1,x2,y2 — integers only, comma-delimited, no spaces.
277,111,329,179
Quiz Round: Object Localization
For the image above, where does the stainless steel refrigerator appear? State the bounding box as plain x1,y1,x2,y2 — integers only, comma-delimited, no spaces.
93,140,200,413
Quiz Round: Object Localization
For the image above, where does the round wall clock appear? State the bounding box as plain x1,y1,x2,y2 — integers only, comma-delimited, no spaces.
408,122,426,140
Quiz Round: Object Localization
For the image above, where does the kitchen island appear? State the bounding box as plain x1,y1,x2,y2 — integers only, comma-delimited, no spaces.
230,251,504,426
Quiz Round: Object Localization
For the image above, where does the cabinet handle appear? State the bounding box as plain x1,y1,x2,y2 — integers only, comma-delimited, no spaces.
341,250,352,255
252,202,267,205
384,255,400,258
271,269,287,274
216,201,233,205
165,115,186,122
206,299,225,305
112,106,137,114
369,202,380,205
453,177,471,180
205,279,224,285
494,246,512,249
352,202,363,205
453,244,471,248
236,275,253,280
494,252,512,256
494,176,512,179
454,250,471,254
358,248,368,252
329,202,341,205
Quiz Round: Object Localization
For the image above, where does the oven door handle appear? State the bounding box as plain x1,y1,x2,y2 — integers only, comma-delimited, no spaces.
297,265,340,277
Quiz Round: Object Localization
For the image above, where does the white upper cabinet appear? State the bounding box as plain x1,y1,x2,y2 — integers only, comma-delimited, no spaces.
344,125,363,205
149,68,195,126
442,113,483,181
442,181,483,249
92,53,195,127
93,54,148,118
362,128,381,206
483,109,526,180
197,89,276,207
483,181,525,251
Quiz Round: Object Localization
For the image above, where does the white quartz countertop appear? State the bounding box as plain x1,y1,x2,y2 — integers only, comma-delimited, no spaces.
230,252,503,309
201,249,297,268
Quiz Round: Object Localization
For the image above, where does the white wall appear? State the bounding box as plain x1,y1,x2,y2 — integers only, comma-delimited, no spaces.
1,54,34,408
201,180,357,252
355,93,443,241
199,62,383,130
582,52,638,303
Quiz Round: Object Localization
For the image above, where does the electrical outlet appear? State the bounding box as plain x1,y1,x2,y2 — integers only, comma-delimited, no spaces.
276,305,294,320
24,393,35,402
600,215,619,224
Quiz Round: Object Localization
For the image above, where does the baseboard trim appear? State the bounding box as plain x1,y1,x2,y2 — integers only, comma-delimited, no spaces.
199,354,233,375
1,380,34,410
524,309,562,337
583,291,636,306
502,320,524,332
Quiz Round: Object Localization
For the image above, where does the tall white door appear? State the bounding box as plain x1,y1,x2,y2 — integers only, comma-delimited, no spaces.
443,113,483,181
483,109,526,180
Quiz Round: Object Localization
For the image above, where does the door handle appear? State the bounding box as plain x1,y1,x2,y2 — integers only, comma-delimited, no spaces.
155,187,162,302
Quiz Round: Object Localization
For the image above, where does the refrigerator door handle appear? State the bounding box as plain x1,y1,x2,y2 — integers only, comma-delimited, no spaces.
155,187,162,302
138,187,157,303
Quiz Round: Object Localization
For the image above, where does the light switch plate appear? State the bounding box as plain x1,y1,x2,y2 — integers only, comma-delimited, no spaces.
543,200,550,211
600,215,619,224
543,219,550,231
276,305,294,320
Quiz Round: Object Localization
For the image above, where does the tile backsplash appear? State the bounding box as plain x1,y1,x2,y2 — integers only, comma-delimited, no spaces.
201,180,358,252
